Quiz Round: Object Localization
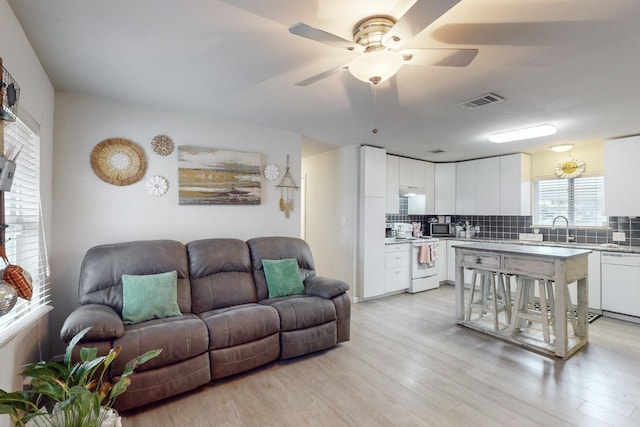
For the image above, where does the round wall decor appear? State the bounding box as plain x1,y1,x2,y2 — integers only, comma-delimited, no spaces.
555,157,586,179
145,175,169,197
90,138,146,186
263,163,279,181
151,134,174,156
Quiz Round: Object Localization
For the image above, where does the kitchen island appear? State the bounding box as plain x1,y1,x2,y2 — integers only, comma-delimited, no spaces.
454,242,591,358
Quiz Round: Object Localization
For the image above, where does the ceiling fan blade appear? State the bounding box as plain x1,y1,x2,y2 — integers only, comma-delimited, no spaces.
295,64,349,87
383,0,461,48
401,48,478,67
289,22,364,53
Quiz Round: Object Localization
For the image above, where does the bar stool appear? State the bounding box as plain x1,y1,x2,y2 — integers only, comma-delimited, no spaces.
466,269,511,330
510,276,555,343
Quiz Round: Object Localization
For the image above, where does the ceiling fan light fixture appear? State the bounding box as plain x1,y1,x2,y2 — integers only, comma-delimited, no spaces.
348,50,403,85
489,124,557,143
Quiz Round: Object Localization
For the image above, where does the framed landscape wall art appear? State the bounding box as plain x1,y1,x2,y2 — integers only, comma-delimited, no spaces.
178,146,261,205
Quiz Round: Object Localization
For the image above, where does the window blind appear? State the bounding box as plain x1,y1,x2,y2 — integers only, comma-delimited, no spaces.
0,117,50,332
533,176,606,226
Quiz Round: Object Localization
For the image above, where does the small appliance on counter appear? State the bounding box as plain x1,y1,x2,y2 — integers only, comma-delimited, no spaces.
430,222,455,237
394,223,416,239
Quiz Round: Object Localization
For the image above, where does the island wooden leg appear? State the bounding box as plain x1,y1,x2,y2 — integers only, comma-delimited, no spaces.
554,280,568,358
575,277,588,338
455,263,465,321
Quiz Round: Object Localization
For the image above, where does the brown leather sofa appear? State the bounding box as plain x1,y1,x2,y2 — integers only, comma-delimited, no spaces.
60,237,350,411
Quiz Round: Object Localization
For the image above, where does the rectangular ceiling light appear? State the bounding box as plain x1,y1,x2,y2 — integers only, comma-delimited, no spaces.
489,124,557,143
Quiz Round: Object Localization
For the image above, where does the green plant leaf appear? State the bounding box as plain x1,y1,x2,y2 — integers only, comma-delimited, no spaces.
79,346,98,362
108,376,130,402
73,356,107,388
64,327,91,366
121,348,162,377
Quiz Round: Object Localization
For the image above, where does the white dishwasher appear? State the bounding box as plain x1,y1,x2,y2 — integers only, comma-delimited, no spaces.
601,252,640,321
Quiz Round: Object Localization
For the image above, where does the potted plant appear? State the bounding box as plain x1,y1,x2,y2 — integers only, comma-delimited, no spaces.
0,327,161,427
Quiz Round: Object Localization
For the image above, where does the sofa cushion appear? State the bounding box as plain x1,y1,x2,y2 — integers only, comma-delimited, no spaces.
122,271,182,325
247,237,316,301
279,322,337,359
187,238,257,313
199,304,280,350
113,353,211,412
78,240,192,314
262,258,305,298
261,295,336,331
111,313,208,376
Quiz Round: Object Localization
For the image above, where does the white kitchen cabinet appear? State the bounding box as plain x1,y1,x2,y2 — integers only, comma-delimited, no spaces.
605,136,640,216
455,160,477,215
361,145,386,198
386,155,399,214
399,157,425,189
435,163,456,214
359,146,387,300
475,157,501,215
361,196,386,299
500,153,531,215
408,161,435,214
454,154,530,215
384,243,411,293
424,161,435,213
437,240,447,283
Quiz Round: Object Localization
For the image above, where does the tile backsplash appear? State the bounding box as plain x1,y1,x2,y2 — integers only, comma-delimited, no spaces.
385,213,640,247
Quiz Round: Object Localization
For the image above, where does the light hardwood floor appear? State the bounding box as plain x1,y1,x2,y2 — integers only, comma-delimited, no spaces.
121,285,640,426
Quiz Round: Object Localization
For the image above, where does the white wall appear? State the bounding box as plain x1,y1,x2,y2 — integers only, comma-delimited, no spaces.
530,141,604,179
50,91,302,354
0,1,55,425
302,145,359,291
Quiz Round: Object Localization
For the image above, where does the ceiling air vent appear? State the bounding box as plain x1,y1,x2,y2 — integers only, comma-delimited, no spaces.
459,93,504,109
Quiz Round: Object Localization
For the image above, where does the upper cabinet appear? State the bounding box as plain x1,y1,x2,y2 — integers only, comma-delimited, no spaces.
435,163,456,214
475,157,501,215
386,155,399,214
361,145,386,198
500,153,531,215
399,157,426,189
387,155,434,214
455,160,477,215
605,136,640,216
455,154,531,215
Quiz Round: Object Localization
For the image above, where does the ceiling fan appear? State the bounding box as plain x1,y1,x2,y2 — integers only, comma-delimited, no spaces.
289,0,478,86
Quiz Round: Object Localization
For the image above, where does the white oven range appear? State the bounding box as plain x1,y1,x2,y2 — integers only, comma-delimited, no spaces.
409,238,440,293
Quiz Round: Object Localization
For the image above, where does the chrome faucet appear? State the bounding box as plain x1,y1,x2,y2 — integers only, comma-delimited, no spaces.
551,215,572,242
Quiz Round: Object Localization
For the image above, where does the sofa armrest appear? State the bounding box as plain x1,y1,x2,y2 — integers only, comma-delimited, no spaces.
60,304,125,343
304,276,349,299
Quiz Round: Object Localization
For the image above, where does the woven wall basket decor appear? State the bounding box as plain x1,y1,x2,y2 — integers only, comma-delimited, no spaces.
90,138,147,186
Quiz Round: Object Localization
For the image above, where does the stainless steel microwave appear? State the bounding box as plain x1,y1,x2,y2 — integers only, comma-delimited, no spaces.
430,222,454,237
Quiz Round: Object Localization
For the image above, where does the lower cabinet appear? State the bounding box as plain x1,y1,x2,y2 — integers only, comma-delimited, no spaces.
385,243,411,293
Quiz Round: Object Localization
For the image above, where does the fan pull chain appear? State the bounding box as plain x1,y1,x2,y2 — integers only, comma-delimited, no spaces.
372,84,378,134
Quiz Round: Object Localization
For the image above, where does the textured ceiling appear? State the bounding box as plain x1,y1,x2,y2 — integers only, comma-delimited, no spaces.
7,0,640,160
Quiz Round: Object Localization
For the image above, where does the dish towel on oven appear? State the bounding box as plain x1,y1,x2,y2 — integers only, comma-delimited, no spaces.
418,244,432,265
418,243,438,266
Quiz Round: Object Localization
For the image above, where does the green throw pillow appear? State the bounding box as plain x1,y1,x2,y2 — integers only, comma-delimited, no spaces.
262,258,305,299
122,270,182,325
